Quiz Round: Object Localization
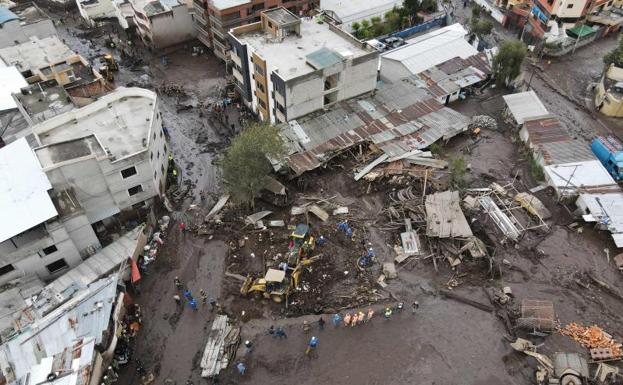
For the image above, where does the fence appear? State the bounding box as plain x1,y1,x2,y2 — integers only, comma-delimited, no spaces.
389,13,447,39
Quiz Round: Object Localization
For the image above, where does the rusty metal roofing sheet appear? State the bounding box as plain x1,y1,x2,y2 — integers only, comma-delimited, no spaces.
523,116,571,145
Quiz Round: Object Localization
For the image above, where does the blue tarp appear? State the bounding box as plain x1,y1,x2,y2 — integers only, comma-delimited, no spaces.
0,6,18,25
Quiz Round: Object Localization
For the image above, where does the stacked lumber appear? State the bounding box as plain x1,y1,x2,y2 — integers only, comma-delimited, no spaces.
200,315,241,377
558,323,622,358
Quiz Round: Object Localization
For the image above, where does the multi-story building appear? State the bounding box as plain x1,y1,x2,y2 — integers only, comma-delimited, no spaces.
0,3,56,49
0,87,169,284
228,7,378,123
128,0,196,49
193,0,317,61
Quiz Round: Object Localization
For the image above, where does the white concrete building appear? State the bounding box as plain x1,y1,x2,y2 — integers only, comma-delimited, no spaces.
0,87,169,284
320,0,402,32
229,7,378,124
128,0,196,49
0,3,56,49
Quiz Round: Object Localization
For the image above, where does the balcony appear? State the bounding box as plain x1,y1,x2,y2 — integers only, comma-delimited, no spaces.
193,0,206,9
233,67,244,84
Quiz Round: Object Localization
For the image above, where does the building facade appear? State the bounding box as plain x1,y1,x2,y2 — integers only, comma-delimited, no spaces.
0,88,169,285
193,0,317,61
129,0,196,49
229,7,378,123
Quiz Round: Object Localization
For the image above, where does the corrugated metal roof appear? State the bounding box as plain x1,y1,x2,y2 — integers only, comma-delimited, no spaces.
503,90,550,124
0,277,118,385
381,24,477,76
0,7,18,25
577,192,623,241
522,116,571,145
539,139,596,165
278,76,471,174
45,226,142,296
544,160,618,195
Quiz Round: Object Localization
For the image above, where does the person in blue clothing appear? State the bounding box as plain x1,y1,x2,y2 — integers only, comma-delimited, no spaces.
183,289,193,301
305,336,319,356
236,362,246,375
189,298,198,310
332,313,342,327
316,235,327,246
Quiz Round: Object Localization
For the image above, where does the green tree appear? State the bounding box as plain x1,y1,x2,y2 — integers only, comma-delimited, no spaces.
351,21,361,33
604,38,623,68
471,3,483,18
449,157,468,188
492,40,527,87
360,19,370,29
371,16,382,25
420,0,438,13
220,122,285,207
470,18,493,36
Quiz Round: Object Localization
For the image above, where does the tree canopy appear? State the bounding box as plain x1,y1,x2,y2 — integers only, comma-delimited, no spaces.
220,122,285,207
604,38,623,68
492,40,527,87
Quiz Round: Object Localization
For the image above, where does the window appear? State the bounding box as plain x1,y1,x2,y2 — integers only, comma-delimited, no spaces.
153,132,156,140
258,99,267,109
150,151,153,160
0,264,15,276
132,202,145,209
154,171,157,179
42,245,58,255
160,130,163,138
257,82,265,93
46,259,69,273
157,151,160,159
161,165,165,174
567,3,573,7
268,21,273,28
163,144,167,153
121,166,138,178
128,185,143,196
254,63,265,76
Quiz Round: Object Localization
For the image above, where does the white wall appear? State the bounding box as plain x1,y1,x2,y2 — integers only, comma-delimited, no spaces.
150,5,197,49
553,0,587,17
379,58,413,83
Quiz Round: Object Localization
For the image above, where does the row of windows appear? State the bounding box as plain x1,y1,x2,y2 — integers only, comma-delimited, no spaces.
0,257,69,277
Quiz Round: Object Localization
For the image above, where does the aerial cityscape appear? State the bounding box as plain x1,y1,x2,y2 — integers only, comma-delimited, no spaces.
1,0,623,384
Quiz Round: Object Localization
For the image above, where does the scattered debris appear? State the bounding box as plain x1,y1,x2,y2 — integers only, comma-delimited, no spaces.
438,290,493,312
517,299,555,333
354,154,389,181
558,323,622,358
308,205,329,222
205,195,230,221
245,210,272,226
469,115,497,131
382,262,397,279
332,207,349,215
479,195,522,241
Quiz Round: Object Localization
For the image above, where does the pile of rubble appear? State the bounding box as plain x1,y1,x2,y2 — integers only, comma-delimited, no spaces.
558,323,623,358
470,115,498,131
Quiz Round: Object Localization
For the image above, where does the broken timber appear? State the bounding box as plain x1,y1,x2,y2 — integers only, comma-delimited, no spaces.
425,191,473,238
439,289,493,312
200,315,240,378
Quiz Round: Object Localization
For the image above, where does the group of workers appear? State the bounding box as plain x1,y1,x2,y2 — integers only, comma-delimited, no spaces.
173,276,217,312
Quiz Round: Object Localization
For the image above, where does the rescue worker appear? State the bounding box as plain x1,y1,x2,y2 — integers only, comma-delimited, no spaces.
412,301,419,315
244,340,254,354
397,302,404,312
174,276,182,289
367,308,375,322
173,294,181,305
275,327,287,339
303,320,311,333
267,325,275,336
357,311,365,325
316,235,327,246
305,336,319,356
318,317,325,330
183,289,193,301
200,289,208,304
384,307,393,320
236,362,246,375
343,313,352,327
332,313,342,327
209,297,217,311
189,298,198,310
179,222,186,233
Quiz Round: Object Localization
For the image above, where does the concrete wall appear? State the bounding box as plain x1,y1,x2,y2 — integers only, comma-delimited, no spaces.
379,58,413,83
150,5,197,49
284,53,378,121
77,0,118,25
0,19,56,49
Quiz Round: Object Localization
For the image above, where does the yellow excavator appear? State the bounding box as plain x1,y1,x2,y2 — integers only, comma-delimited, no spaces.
240,256,319,303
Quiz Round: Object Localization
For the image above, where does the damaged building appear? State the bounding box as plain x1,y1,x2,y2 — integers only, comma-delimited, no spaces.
228,7,379,124
0,87,169,284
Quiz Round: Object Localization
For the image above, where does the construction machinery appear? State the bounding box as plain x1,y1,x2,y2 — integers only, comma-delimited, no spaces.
287,224,315,265
99,65,114,82
240,256,319,303
103,54,119,71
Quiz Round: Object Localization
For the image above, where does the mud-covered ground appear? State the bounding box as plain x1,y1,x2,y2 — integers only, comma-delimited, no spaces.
41,7,623,385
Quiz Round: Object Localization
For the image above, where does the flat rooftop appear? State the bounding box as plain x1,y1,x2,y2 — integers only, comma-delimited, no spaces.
33,87,157,160
320,0,403,21
209,0,250,10
133,0,181,16
35,134,105,169
0,66,27,111
0,137,58,243
0,36,74,73
14,80,74,123
234,18,369,81
503,90,550,124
